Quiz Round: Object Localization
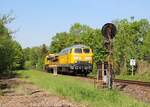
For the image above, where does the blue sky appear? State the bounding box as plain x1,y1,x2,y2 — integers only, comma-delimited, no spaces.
0,0,150,48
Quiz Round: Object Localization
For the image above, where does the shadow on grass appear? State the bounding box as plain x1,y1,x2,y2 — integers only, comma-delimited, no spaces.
0,70,30,80
0,72,18,79
0,70,28,91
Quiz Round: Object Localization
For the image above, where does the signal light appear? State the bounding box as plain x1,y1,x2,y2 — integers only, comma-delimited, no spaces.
102,23,116,40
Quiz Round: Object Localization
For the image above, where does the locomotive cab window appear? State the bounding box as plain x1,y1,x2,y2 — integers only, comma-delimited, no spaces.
74,48,82,53
47,57,51,60
83,48,90,53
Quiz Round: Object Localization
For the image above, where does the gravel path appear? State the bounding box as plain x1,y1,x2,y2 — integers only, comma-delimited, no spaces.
0,78,82,107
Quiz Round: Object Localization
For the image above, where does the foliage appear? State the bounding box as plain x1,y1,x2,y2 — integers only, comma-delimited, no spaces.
50,23,107,64
0,36,14,72
0,14,24,74
113,19,150,74
1,13,149,76
12,41,25,70
18,70,149,107
49,19,150,75
117,60,150,82
23,44,48,70
116,71,150,82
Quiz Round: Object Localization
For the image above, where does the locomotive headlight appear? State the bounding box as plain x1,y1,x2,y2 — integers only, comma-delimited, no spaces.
74,56,81,60
85,57,92,60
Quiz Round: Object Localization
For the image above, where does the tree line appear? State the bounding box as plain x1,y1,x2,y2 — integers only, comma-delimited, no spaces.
48,19,150,74
1,14,149,75
0,15,24,74
0,14,48,73
23,44,48,70
22,18,150,75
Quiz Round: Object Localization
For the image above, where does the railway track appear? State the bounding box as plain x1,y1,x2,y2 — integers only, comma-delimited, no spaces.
51,72,150,88
85,76,150,87
113,79,150,87
53,71,150,88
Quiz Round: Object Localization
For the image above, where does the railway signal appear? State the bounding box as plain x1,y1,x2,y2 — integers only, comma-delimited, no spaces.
102,23,116,40
100,23,117,89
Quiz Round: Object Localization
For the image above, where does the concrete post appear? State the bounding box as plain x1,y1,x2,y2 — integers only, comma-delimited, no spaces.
53,67,57,76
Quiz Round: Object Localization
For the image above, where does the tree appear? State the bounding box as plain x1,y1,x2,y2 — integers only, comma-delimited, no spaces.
49,23,107,67
50,32,70,53
29,47,40,68
0,37,14,72
113,19,150,74
23,47,31,61
23,44,48,70
12,41,25,70
0,15,14,73
49,20,150,75
0,14,25,74
36,44,48,70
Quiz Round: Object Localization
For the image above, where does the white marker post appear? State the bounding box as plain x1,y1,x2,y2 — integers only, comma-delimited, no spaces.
130,59,136,76
53,66,58,76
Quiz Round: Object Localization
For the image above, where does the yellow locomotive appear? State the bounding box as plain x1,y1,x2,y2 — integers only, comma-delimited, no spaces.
44,44,93,76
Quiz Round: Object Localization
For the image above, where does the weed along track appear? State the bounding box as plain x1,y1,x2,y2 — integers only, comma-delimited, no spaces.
43,70,150,104
77,75,150,103
33,68,150,103
113,79,150,103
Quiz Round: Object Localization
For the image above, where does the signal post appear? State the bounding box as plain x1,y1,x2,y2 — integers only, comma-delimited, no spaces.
96,23,116,89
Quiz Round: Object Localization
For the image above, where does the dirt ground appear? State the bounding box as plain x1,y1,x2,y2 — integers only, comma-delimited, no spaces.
0,78,83,107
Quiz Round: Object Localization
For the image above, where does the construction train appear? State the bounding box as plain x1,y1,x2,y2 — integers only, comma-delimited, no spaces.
44,44,93,76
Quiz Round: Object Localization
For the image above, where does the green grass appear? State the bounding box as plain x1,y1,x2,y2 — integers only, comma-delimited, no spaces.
17,70,149,107
116,71,150,82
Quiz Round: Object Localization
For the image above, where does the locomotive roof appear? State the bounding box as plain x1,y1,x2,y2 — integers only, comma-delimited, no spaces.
64,44,89,50
59,44,90,54
70,44,90,48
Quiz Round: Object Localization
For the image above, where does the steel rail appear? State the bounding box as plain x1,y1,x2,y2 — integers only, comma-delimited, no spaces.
85,76,150,87
113,79,150,87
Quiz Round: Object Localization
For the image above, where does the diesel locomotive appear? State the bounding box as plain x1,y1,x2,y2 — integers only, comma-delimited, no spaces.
44,44,93,76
